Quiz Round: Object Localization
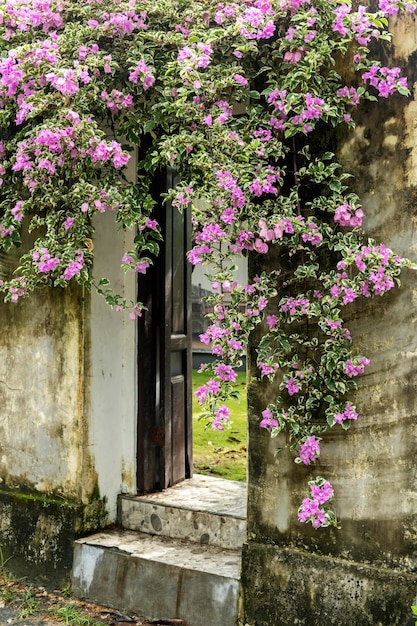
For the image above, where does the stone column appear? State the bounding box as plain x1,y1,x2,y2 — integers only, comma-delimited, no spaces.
242,13,417,626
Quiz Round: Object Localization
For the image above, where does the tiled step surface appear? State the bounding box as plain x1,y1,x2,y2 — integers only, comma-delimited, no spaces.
72,476,246,626
119,474,247,550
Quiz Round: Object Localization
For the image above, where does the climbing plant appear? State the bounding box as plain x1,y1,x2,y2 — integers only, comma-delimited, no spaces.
0,0,415,528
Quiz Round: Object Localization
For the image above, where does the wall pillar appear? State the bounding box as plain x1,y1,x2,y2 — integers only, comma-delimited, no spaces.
0,218,137,585
242,13,417,626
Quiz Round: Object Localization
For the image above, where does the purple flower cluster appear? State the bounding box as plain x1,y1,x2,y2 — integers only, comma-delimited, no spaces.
249,166,280,197
344,357,370,376
2,0,64,37
334,203,364,228
260,408,279,429
101,89,134,114
332,4,377,46
32,246,85,281
194,378,221,405
88,138,130,169
195,223,226,244
285,376,300,396
213,404,230,430
85,6,147,37
214,0,276,40
199,323,229,347
379,0,417,16
298,477,335,528
333,403,358,425
355,244,401,295
214,363,237,382
177,43,213,71
267,89,329,135
298,435,320,465
121,254,150,275
329,244,402,306
291,93,326,134
129,60,155,90
362,65,408,98
258,361,278,377
63,250,84,281
258,217,294,242
32,248,60,274
281,296,310,316
336,86,360,107
301,222,323,246
215,170,246,208
9,118,130,195
5,277,27,302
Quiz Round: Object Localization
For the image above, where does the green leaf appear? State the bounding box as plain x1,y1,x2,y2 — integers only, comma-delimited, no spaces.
325,379,336,392
329,180,342,192
143,119,156,134
397,86,410,97
335,381,346,394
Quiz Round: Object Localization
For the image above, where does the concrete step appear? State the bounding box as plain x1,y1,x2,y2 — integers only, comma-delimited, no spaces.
118,474,247,550
72,529,241,626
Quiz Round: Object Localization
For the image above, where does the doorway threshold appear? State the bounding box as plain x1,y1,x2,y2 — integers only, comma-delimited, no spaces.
119,473,247,550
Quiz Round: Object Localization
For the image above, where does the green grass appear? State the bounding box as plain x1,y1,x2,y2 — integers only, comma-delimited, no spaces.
18,588,40,619
51,602,103,625
192,369,247,481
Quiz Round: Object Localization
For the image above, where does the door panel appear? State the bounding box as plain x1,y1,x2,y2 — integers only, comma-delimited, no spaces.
171,375,186,485
137,167,192,492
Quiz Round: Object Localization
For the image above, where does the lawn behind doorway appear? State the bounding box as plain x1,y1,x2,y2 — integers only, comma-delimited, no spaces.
192,369,247,481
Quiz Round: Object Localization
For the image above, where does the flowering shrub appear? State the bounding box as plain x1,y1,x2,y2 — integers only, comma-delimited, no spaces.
0,0,415,527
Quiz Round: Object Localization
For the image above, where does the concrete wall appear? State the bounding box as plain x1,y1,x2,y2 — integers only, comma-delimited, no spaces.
242,13,417,626
0,285,88,499
0,164,138,581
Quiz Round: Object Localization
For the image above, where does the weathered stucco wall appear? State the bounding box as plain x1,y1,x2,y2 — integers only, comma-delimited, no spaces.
0,285,87,498
0,181,137,581
0,283,100,582
243,13,417,626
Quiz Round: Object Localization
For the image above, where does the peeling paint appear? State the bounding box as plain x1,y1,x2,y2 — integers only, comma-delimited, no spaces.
72,544,104,592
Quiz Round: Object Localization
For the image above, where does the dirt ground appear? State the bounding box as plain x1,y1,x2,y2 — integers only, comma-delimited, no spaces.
0,574,188,626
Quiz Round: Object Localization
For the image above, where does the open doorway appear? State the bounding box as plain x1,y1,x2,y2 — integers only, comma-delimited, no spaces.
191,258,248,482
136,171,248,493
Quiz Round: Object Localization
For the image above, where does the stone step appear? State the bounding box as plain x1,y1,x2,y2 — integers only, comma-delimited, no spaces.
118,474,247,550
72,529,241,626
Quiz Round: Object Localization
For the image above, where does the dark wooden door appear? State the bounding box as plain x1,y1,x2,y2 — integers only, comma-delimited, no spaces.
137,167,192,492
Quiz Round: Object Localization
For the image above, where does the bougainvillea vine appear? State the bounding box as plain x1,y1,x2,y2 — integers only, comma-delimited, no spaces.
0,0,415,527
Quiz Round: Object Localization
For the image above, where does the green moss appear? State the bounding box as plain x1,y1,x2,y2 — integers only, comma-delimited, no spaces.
75,497,108,534
0,488,78,507
0,488,108,586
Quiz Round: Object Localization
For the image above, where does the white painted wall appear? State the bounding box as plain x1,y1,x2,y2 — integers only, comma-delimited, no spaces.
88,155,138,520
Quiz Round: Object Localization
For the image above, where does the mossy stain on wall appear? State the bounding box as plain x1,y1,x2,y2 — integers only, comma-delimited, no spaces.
0,487,107,585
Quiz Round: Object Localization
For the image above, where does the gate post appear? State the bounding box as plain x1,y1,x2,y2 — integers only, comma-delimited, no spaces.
0,211,137,584
242,15,417,626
